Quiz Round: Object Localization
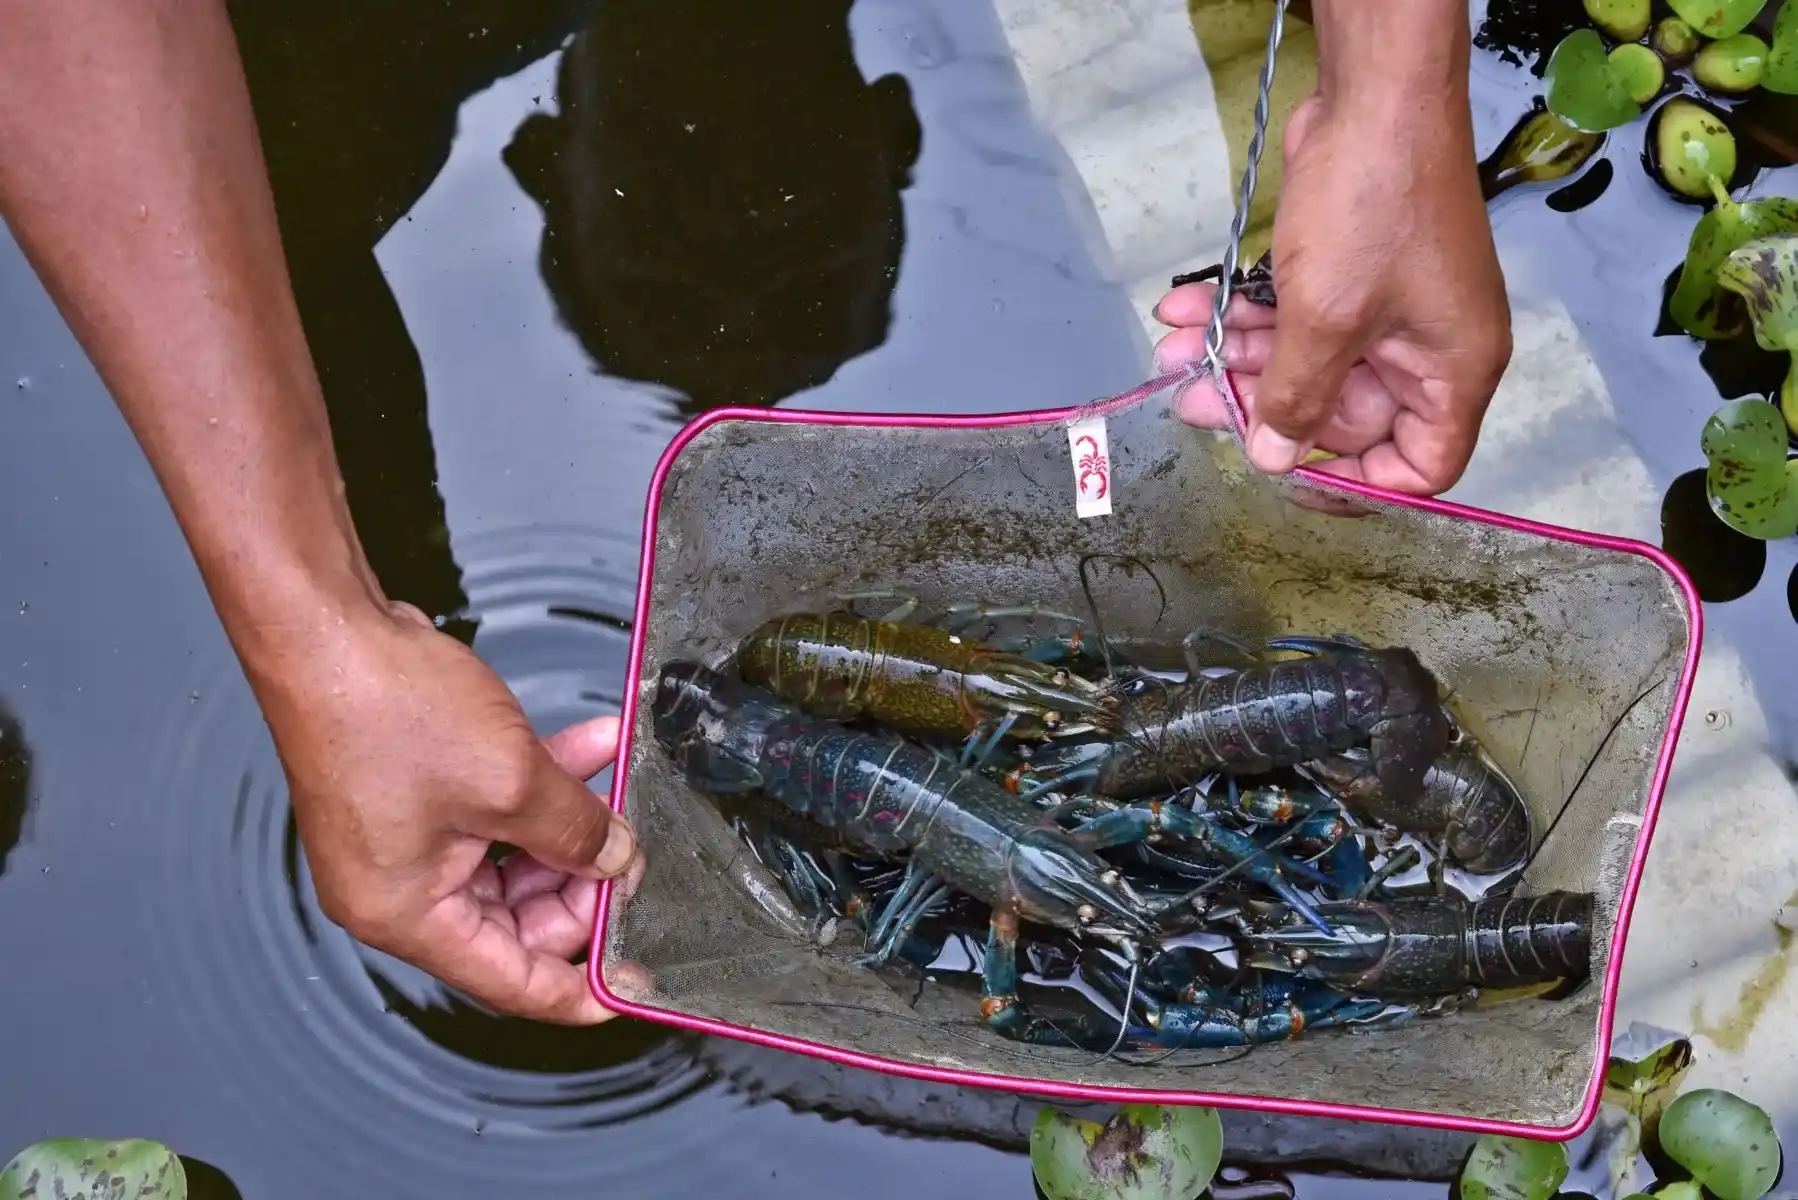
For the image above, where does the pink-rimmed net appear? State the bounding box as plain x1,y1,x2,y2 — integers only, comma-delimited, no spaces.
591,364,1700,1137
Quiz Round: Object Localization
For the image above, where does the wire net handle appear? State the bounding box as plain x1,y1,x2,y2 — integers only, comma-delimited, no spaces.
1073,0,1288,441
1203,0,1287,442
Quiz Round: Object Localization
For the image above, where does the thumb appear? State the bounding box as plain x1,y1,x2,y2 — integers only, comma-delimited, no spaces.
491,742,639,881
1249,309,1360,473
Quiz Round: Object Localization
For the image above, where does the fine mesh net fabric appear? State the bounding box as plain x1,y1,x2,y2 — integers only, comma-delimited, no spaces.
603,375,1691,1129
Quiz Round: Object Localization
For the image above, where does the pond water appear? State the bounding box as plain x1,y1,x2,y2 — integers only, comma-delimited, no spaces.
2,0,1795,1196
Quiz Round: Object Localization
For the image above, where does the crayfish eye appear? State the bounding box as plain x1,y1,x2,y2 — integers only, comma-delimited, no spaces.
1076,904,1098,923
1043,711,1062,729
1099,870,1121,889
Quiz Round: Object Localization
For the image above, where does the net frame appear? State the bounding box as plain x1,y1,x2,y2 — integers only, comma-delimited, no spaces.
588,367,1703,1140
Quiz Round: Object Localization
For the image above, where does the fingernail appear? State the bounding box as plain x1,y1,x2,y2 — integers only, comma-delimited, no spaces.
1248,425,1304,473
1151,298,1167,325
594,817,637,878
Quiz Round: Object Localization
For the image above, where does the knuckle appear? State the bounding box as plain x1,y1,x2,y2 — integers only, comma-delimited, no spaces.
1422,460,1467,495
315,883,404,942
1298,301,1361,342
484,749,540,819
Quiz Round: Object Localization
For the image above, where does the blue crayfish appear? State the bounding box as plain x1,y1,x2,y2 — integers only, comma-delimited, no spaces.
652,660,1336,1049
1005,633,1452,807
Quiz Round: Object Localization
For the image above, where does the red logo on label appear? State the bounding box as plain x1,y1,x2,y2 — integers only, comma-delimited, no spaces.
1075,434,1108,500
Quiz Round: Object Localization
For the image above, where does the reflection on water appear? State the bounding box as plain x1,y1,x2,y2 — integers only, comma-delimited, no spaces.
180,1157,245,1200
0,702,30,878
229,0,588,640
231,0,921,634
505,3,922,417
1661,468,1766,604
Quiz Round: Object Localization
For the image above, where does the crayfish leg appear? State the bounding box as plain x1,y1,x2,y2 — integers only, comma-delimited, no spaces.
1015,764,1102,803
1263,633,1371,657
856,862,950,969
834,588,922,624
1181,628,1261,676
979,909,1127,1050
959,712,1022,772
938,601,1085,637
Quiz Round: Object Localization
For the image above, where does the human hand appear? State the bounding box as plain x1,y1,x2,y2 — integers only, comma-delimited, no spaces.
256,601,648,1024
1153,83,1512,497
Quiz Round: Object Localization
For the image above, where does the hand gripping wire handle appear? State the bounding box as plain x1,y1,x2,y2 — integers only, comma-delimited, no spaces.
1072,0,1289,441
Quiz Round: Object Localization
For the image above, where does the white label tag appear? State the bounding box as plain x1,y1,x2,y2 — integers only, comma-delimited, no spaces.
1067,416,1113,518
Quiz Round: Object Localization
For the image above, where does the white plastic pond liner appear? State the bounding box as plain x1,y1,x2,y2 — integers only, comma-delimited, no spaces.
992,0,1798,1125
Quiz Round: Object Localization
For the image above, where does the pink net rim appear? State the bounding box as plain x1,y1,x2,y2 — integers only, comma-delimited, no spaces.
587,370,1706,1140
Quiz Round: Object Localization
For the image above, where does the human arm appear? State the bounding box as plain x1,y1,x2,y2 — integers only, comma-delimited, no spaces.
0,0,642,1020
1156,0,1512,496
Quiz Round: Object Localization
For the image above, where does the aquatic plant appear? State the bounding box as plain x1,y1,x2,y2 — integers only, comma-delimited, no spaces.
1604,1026,1696,1143
1652,97,1740,199
1659,1089,1782,1198
1719,231,1798,425
1656,15,1704,65
1700,397,1798,537
1695,31,1772,92
1456,1133,1569,1199
1029,1105,1221,1200
1480,107,1607,199
1446,1024,1786,1198
1547,28,1646,132
1765,0,1798,91
1587,0,1652,44
1613,41,1669,102
1670,179,1798,339
0,1138,186,1199
1667,0,1770,40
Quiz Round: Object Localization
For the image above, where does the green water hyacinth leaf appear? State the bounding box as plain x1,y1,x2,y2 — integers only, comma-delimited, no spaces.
1668,0,1769,39
1455,1134,1568,1200
1764,0,1798,93
1030,1105,1222,1200
1585,0,1652,42
1630,1186,1702,1200
1659,1088,1782,1199
0,1138,187,1199
1719,232,1798,351
1719,234,1798,436
1701,398,1798,538
1671,182,1798,340
1603,1025,1695,1142
1546,29,1644,133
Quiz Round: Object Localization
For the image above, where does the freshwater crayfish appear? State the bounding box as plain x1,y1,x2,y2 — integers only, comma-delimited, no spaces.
730,593,1122,752
1242,891,1594,999
1301,715,1535,878
653,661,1346,1048
650,586,1606,1060
1007,634,1452,806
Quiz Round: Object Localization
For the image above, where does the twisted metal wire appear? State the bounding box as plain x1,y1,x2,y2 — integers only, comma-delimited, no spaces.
1068,0,1289,428
1203,0,1289,387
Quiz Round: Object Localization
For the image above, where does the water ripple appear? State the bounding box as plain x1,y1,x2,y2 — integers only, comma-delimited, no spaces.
126,523,761,1189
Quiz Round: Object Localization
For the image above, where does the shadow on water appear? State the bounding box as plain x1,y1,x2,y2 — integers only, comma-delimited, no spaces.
502,6,922,418
231,0,919,637
0,702,31,878
179,1158,245,1200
